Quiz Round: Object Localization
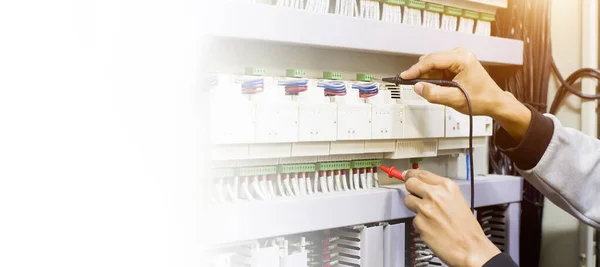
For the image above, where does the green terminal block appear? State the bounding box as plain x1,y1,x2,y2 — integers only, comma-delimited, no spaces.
317,161,352,171
238,166,278,177
245,67,266,76
425,3,444,13
351,159,383,169
286,69,307,78
406,0,425,9
212,168,236,178
381,0,406,6
323,71,343,80
444,6,462,17
356,73,374,82
410,158,423,164
278,164,317,174
462,10,479,20
479,13,495,22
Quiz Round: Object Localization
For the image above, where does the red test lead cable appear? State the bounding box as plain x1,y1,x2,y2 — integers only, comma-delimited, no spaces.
378,165,405,181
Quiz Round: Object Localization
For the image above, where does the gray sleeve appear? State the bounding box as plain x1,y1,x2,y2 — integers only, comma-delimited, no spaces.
517,114,600,228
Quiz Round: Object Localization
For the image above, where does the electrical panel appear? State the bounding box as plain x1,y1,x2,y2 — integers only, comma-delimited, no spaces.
206,0,521,264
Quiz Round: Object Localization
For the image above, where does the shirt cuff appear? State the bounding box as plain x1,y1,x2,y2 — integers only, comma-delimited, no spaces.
494,104,554,170
482,253,519,267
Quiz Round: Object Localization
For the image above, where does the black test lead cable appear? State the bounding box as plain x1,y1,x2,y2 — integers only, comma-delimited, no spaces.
382,76,475,212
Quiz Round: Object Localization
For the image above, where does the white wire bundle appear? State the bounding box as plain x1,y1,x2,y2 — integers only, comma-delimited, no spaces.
475,20,492,36
402,7,421,25
276,0,305,9
359,0,380,20
305,0,330,13
422,10,440,29
334,0,358,16
380,3,402,23
441,14,458,31
458,17,475,34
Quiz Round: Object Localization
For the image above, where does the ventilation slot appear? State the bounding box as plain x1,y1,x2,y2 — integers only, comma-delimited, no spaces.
407,222,444,267
477,205,508,252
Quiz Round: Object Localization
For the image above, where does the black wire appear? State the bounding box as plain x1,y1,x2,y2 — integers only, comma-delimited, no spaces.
549,59,600,114
437,81,475,212
382,77,475,211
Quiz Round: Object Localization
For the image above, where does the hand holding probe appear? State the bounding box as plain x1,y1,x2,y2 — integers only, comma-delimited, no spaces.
379,75,476,212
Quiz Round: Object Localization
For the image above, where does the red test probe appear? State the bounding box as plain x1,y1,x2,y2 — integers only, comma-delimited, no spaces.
378,165,404,181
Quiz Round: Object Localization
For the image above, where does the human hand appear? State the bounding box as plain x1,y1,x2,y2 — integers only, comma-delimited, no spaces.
401,48,532,141
403,169,500,267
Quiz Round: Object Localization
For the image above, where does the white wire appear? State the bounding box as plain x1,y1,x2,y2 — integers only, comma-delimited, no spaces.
306,175,314,195
341,173,349,190
458,18,475,34
352,171,360,190
320,173,329,193
313,172,320,193
373,171,379,188
291,173,300,195
326,171,335,192
366,170,373,188
268,178,277,198
260,175,271,200
360,170,367,189
441,15,458,31
334,171,342,191
276,174,287,197
475,20,491,36
225,178,238,202
284,173,295,196
242,177,255,201
252,176,267,200
298,173,307,195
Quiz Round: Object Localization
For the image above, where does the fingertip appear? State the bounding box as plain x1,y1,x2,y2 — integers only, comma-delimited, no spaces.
414,83,424,95
400,71,409,79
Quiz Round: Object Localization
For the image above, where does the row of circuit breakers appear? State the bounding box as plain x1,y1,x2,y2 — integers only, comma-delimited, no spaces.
206,205,509,267
207,69,492,146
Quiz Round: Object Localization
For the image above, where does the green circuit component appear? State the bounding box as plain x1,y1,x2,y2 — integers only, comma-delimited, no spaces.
238,166,277,176
444,6,462,16
425,3,443,13
479,13,495,22
462,10,479,20
406,0,425,9
212,168,236,178
351,159,383,169
278,164,317,174
381,0,406,6
323,71,343,80
245,67,266,76
356,73,374,82
317,161,352,171
286,69,307,78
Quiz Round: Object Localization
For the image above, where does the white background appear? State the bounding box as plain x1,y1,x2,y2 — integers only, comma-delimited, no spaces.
0,0,205,266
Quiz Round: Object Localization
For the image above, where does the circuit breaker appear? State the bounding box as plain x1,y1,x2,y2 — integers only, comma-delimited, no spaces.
403,105,445,139
254,103,299,143
336,104,372,140
297,103,337,142
371,104,404,139
445,107,493,137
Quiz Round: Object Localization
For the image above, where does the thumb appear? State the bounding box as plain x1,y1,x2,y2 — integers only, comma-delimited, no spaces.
414,82,461,107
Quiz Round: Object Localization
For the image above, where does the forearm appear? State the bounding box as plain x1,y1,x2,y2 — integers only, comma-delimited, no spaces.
489,91,532,142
